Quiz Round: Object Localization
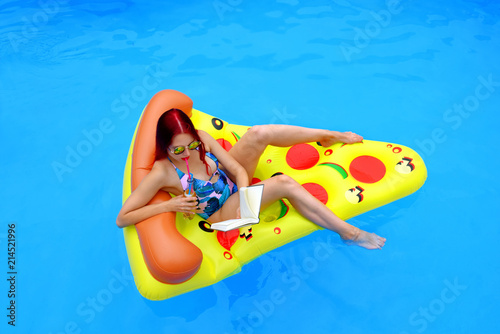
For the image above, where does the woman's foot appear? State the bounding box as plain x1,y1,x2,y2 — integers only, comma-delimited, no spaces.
320,131,363,147
341,226,386,250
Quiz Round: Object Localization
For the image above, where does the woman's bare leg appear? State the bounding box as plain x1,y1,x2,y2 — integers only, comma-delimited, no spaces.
223,124,383,249
211,175,386,250
229,125,363,183
265,175,386,250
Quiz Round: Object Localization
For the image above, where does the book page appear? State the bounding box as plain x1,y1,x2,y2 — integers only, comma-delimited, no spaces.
210,184,264,232
240,184,264,219
210,218,257,231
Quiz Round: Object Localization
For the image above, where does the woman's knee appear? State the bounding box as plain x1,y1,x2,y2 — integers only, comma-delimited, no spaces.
245,125,273,146
271,173,300,192
261,174,300,201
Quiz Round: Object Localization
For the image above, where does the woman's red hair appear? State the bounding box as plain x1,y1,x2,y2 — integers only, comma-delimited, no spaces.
155,108,210,174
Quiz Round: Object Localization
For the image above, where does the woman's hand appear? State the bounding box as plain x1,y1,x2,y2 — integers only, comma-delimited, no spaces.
165,195,202,214
319,131,363,147
341,131,363,144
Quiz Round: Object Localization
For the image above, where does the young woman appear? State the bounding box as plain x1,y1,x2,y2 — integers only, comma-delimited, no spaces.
117,108,386,250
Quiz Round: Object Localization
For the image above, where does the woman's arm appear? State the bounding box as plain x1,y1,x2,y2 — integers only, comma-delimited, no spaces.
116,163,169,228
199,130,249,188
116,163,198,228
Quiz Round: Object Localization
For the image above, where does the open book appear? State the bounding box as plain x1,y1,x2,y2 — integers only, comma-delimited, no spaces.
210,184,264,232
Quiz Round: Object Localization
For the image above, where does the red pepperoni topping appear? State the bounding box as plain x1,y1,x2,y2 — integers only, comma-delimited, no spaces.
349,155,386,184
302,183,328,204
217,230,239,251
216,138,232,152
286,144,320,170
251,177,262,185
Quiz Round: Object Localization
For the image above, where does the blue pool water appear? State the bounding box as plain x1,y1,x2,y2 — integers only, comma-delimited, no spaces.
1,0,499,333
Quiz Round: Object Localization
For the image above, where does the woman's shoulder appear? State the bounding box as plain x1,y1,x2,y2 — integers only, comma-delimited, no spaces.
197,129,211,138
151,159,183,194
197,129,214,150
152,158,175,175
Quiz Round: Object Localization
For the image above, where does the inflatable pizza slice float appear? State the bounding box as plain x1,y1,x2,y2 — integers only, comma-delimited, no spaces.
121,90,427,300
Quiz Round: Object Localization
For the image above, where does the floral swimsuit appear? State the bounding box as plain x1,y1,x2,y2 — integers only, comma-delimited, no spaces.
169,152,238,219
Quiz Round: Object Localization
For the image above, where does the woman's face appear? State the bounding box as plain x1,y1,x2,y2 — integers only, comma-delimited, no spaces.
168,133,197,161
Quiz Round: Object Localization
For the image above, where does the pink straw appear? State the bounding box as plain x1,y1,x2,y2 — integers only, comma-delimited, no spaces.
183,157,193,194
183,157,191,179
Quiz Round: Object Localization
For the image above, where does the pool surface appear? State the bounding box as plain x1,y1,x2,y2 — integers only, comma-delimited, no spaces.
1,0,499,333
